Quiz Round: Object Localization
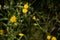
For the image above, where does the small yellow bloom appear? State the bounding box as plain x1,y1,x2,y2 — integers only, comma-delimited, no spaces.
10,15,17,23
32,16,36,20
47,35,51,40
24,3,29,9
22,8,28,14
19,33,24,37
0,30,4,35
51,36,57,40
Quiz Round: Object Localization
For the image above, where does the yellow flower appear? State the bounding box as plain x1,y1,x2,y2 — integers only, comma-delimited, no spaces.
19,33,24,37
32,16,36,20
22,8,28,14
51,36,57,40
10,15,17,23
24,3,29,9
0,30,4,35
47,35,51,40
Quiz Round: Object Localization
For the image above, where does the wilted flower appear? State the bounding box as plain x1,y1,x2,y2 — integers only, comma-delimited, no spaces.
0,5,1,9
22,8,28,14
51,36,57,40
34,23,38,26
14,22,18,26
10,15,17,23
0,29,4,35
19,33,24,37
24,3,29,9
20,2,23,4
32,16,36,20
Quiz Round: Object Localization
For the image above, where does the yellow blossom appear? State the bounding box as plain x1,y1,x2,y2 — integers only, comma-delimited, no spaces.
24,3,29,9
47,35,51,40
0,30,4,35
32,16,36,20
22,8,28,14
51,36,57,40
19,33,24,37
10,15,17,23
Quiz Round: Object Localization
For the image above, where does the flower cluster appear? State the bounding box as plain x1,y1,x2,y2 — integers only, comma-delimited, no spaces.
47,35,57,40
0,0,60,40
22,3,29,14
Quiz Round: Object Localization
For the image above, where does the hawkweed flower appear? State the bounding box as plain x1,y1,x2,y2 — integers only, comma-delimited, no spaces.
10,15,17,23
22,8,28,14
0,29,4,35
19,33,24,37
51,36,57,40
24,2,29,9
47,35,51,40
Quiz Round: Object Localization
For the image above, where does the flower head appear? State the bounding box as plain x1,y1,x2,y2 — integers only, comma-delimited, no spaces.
0,29,4,35
10,15,17,23
19,33,24,37
22,8,28,14
24,3,29,9
47,35,51,40
51,36,57,40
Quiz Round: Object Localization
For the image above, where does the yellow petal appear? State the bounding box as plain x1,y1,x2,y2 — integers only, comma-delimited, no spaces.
0,30,4,35
19,33,24,37
51,36,57,40
47,35,51,40
10,16,17,23
32,16,36,20
24,3,29,9
22,8,28,14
